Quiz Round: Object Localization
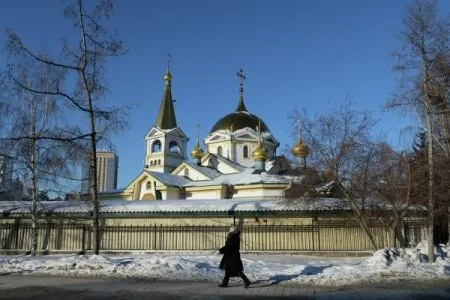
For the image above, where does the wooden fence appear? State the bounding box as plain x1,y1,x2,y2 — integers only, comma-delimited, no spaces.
0,220,428,252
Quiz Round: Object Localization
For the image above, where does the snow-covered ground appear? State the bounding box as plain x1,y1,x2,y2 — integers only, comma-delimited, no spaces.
1,241,449,287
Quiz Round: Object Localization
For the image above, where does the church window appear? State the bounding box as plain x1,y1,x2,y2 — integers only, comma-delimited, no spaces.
217,146,223,156
169,141,180,154
243,145,249,158
184,168,189,177
152,140,162,152
146,182,152,190
158,159,161,165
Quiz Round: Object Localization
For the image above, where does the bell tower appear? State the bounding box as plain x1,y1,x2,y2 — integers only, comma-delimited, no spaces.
144,56,188,173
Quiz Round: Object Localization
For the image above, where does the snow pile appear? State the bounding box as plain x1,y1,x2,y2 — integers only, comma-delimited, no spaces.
302,242,450,286
1,242,449,287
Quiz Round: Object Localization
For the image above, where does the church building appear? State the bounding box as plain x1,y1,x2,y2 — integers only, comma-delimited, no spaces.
101,65,312,201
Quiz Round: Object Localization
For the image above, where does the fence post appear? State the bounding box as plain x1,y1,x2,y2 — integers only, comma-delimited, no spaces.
81,226,86,251
153,224,157,250
159,224,162,250
14,221,20,250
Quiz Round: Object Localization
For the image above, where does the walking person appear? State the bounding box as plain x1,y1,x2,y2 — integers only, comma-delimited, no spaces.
218,226,251,288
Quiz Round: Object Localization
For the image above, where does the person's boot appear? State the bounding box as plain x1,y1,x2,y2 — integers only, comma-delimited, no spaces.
218,283,227,288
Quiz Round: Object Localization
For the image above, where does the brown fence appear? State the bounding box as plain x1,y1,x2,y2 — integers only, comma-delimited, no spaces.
0,220,428,252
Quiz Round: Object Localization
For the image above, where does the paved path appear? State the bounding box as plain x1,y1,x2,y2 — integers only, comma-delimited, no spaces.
0,275,449,299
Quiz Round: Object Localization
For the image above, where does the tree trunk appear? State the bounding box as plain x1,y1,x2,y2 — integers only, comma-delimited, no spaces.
89,131,100,254
425,107,435,262
391,220,400,248
354,210,378,250
30,108,37,256
78,0,100,255
424,68,435,262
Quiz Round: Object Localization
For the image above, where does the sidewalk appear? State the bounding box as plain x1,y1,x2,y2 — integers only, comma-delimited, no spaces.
0,275,449,299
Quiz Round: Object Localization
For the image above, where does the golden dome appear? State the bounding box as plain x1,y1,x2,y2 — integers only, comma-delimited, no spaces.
291,140,310,158
210,112,270,133
252,143,268,161
190,145,204,160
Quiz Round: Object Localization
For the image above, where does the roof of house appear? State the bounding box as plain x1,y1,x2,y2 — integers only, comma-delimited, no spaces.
184,162,223,179
183,168,292,187
148,171,191,187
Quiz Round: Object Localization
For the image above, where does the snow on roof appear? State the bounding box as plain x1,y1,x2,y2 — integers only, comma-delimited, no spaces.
148,171,191,187
185,163,222,179
183,168,291,187
0,198,352,216
209,153,246,171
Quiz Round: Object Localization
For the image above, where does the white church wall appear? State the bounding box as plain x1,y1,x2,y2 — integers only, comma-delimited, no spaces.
186,188,224,199
205,140,235,159
139,181,149,200
234,141,256,167
172,166,210,181
162,188,180,200
232,186,285,199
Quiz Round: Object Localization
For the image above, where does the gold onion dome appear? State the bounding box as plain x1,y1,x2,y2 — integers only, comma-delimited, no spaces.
291,140,310,158
190,144,204,160
252,142,268,161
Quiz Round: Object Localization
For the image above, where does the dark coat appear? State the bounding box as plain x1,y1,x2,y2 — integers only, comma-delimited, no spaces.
219,230,244,276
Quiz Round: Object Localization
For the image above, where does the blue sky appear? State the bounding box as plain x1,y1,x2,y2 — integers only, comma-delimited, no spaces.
2,0,449,189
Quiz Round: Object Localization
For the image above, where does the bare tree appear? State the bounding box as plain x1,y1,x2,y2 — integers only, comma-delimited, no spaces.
368,146,415,247
286,100,421,250
285,100,382,249
388,0,450,261
0,62,81,256
4,0,128,254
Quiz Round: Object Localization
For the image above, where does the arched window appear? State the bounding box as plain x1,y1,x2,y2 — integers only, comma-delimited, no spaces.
146,182,152,190
169,141,180,154
158,159,161,165
243,145,249,158
184,168,189,177
152,140,162,152
217,146,223,156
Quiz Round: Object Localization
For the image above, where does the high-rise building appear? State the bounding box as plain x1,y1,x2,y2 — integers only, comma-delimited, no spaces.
81,152,118,194
0,154,13,193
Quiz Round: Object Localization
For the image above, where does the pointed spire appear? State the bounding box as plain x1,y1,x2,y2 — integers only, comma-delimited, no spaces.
194,122,201,148
297,124,303,143
156,54,177,129
235,68,248,112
